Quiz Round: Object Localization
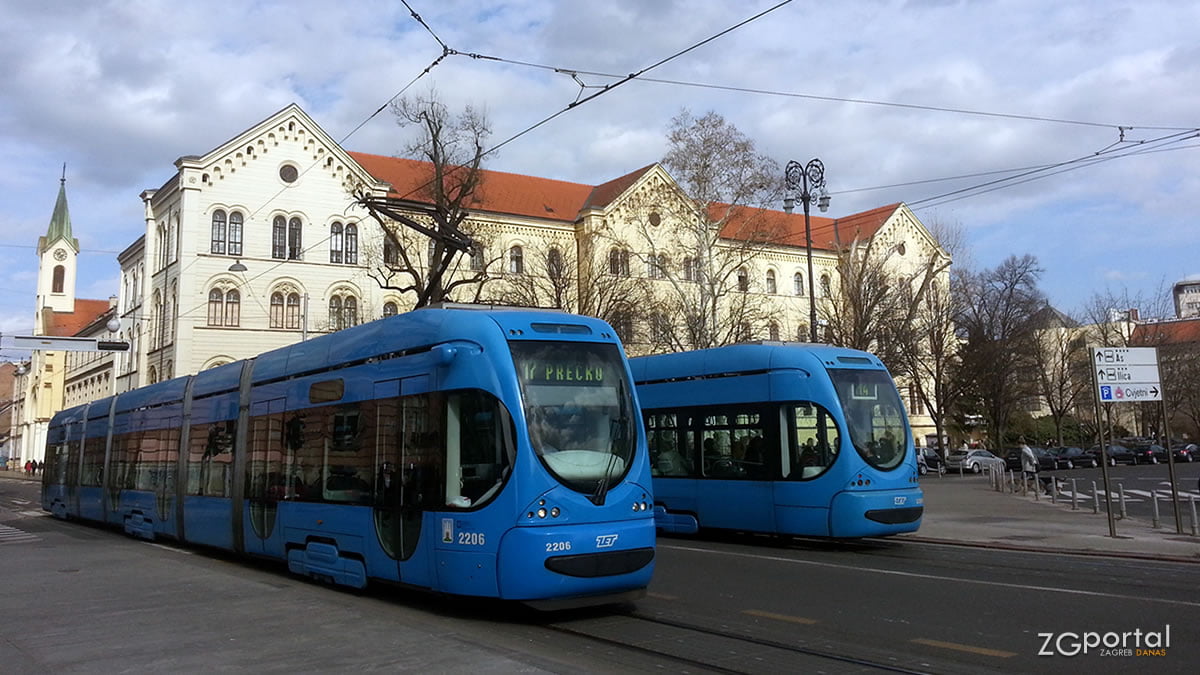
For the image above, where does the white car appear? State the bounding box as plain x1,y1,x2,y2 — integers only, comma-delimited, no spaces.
944,449,1003,473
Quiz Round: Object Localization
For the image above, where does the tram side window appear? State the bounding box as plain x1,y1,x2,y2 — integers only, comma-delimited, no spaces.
787,403,839,480
646,412,694,477
187,419,236,497
81,434,106,487
445,390,514,508
65,434,81,486
700,410,767,479
283,401,372,504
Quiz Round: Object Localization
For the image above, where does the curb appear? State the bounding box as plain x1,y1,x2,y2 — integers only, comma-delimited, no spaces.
896,534,1200,565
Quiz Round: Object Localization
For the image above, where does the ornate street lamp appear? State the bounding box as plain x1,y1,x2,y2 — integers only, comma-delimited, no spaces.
782,158,830,342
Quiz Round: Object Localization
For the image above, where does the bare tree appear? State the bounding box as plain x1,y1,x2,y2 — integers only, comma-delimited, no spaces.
493,239,649,337
1029,307,1090,445
954,255,1046,449
626,110,782,351
355,90,494,308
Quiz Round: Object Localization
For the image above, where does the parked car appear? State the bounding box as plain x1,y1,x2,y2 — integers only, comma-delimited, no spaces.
1048,446,1098,469
945,449,1003,473
917,447,943,475
1091,444,1135,466
1124,441,1164,465
1170,442,1197,463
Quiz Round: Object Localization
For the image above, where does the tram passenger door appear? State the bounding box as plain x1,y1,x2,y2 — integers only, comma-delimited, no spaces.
245,398,285,556
373,378,437,588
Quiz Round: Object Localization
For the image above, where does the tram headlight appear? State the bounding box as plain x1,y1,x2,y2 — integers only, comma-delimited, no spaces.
550,507,560,518
537,507,548,519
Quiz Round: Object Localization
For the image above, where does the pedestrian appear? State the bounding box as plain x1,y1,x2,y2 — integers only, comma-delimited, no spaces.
24,460,32,476
1020,437,1037,481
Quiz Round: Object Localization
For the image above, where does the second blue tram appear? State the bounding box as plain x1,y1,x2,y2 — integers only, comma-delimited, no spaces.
41,306,654,607
630,342,922,538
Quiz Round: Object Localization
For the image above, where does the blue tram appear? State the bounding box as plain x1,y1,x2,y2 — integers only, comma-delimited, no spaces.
41,306,655,607
630,343,922,538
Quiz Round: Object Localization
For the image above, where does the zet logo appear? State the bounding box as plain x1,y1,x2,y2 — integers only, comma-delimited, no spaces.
595,534,619,548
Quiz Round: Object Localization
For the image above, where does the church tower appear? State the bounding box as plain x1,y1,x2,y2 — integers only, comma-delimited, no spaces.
35,167,80,331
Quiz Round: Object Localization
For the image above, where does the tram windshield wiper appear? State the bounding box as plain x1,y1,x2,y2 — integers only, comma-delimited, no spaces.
589,416,627,505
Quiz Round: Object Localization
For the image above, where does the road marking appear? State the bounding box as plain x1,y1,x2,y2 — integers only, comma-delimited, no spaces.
145,542,192,555
20,510,47,517
646,591,677,600
0,524,40,545
742,609,818,625
911,638,1016,658
661,544,1200,609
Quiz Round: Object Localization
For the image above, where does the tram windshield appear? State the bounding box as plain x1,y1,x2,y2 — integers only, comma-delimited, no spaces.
511,341,636,494
828,368,909,471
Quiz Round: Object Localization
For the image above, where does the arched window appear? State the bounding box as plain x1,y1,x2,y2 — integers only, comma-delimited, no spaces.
228,212,243,256
768,321,780,341
147,365,158,385
211,210,227,254
737,268,749,292
470,243,485,271
820,274,831,297
272,216,286,259
610,312,633,343
609,248,629,277
207,289,223,326
384,238,399,266
330,222,344,263
383,301,398,317
158,223,169,269
765,270,777,294
52,265,65,293
223,290,240,327
737,321,752,342
683,257,698,282
344,224,358,264
794,272,804,296
648,254,667,280
270,292,285,328
150,291,162,349
508,245,524,274
343,296,358,328
329,296,343,331
285,293,301,329
548,247,564,280
287,217,303,260
428,239,438,266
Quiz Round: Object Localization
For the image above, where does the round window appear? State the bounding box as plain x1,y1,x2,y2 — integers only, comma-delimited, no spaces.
279,164,299,183
648,211,661,226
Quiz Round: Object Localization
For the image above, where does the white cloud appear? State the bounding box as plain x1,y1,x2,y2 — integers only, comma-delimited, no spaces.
0,0,1197,324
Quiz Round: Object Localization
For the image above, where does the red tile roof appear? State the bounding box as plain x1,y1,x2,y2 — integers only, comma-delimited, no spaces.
716,202,899,252
349,152,595,223
45,299,112,337
349,152,900,250
1130,318,1200,346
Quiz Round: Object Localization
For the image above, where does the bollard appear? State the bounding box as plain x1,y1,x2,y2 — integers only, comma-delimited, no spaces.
1009,470,1016,493
1092,480,1099,514
1033,474,1039,500
1152,490,1161,529
1119,484,1127,519
1050,476,1057,504
959,462,963,477
1191,495,1198,537
1071,479,1078,510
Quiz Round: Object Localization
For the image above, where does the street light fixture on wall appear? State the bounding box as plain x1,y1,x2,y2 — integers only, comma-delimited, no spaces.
782,158,830,342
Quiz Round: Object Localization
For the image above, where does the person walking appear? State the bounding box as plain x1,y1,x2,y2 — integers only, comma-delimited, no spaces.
1020,438,1038,487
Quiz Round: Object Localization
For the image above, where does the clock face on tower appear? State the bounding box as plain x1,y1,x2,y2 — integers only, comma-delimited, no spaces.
53,249,67,261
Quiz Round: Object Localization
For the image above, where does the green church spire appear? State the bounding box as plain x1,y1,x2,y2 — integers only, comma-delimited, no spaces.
40,164,79,253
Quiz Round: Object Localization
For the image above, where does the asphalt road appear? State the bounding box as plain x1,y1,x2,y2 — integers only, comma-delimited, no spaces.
3,478,1198,673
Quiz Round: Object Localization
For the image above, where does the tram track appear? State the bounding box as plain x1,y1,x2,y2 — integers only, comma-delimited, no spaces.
545,609,931,674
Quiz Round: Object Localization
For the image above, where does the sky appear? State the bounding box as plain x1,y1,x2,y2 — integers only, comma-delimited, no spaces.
2,0,1198,359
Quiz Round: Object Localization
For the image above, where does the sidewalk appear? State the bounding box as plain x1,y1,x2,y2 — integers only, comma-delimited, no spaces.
905,474,1200,562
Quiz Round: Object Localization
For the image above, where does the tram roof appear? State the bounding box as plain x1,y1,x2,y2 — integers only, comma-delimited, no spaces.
629,342,885,384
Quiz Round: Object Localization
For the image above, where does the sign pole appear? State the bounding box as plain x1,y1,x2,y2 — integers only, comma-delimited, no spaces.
1090,348,1117,538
